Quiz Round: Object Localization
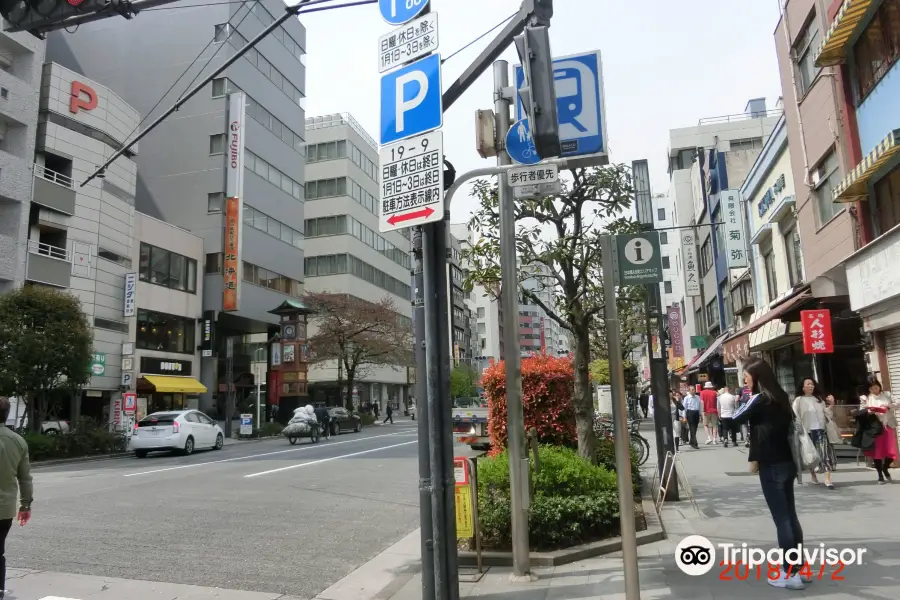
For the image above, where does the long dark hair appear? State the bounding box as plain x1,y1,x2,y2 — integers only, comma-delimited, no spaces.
866,375,883,394
796,377,824,403
745,358,792,417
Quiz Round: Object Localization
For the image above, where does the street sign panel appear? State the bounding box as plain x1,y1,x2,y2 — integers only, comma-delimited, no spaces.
615,233,663,285
380,53,442,145
378,12,439,73
505,119,540,165
507,164,558,188
379,0,429,25
379,130,444,232
515,50,607,158
513,180,560,200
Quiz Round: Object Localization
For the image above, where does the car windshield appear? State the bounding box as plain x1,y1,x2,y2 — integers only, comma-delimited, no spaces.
137,413,179,427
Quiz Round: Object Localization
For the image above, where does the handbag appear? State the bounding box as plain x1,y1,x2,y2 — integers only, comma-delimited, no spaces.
825,418,841,445
795,418,820,469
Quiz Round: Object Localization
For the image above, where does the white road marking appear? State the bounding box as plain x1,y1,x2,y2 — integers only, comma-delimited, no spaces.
244,440,418,478
123,432,406,477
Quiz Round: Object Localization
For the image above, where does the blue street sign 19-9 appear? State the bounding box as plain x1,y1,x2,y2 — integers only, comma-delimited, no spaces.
379,0,429,25
515,50,607,158
380,53,443,145
505,119,541,166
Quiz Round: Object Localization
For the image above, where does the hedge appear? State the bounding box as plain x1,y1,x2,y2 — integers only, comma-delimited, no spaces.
482,354,577,450
23,419,127,461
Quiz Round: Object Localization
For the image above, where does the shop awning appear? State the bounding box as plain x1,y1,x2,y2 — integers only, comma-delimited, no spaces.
686,333,729,374
723,334,751,364
726,289,812,341
814,0,875,67
833,129,900,203
141,375,208,394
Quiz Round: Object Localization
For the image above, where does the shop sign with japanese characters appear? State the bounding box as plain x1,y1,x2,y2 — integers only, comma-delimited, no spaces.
680,230,701,296
378,13,439,73
721,189,747,268
507,164,558,188
801,309,833,354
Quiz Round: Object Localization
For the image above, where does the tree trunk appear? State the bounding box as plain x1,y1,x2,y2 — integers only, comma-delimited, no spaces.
345,363,355,411
572,327,597,463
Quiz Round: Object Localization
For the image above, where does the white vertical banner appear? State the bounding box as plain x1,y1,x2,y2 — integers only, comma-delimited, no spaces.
223,92,246,312
721,189,748,269
680,229,701,297
123,273,137,317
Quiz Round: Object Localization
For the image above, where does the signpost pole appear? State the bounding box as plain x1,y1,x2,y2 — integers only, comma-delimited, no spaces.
495,59,532,578
225,337,234,438
600,234,641,600
646,283,678,500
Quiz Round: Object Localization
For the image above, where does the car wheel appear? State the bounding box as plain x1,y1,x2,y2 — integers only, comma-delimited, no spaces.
183,436,195,456
135,450,148,458
332,422,340,436
44,428,59,435
354,421,361,433
214,433,224,450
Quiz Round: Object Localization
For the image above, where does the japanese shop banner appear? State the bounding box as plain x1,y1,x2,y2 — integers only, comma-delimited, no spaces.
223,92,246,312
801,309,833,354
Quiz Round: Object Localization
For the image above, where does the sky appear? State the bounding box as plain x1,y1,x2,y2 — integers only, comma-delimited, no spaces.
300,0,784,225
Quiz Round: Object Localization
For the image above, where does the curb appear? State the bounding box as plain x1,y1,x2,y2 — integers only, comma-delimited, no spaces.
456,487,665,568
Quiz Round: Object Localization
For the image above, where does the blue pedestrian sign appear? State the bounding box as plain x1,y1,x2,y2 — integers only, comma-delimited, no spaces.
380,53,442,145
505,119,541,166
379,0,429,26
515,50,607,158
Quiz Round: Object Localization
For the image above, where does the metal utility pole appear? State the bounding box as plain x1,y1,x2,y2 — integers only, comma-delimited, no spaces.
600,234,641,600
494,60,531,578
645,283,677,500
225,337,234,438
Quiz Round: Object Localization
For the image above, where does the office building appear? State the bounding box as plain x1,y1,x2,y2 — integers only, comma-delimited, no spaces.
47,0,308,414
0,22,44,293
23,63,205,424
303,113,412,411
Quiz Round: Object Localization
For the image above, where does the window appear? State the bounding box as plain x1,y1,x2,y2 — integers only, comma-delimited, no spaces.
139,243,198,293
763,248,778,302
730,138,763,151
205,253,223,274
97,248,132,268
213,23,231,43
657,208,666,221
873,165,900,237
794,15,821,96
241,262,302,297
305,215,409,269
681,300,686,324
306,254,412,299
720,281,732,329
700,239,713,274
664,281,673,294
209,134,225,155
696,307,706,336
853,0,900,99
244,149,303,200
137,309,196,354
784,225,804,286
214,82,305,156
662,256,671,270
705,298,719,330
223,29,305,107
211,78,226,97
478,307,486,318
0,88,8,100
208,192,224,213
243,205,303,249
95,317,128,333
812,150,842,225
659,232,668,245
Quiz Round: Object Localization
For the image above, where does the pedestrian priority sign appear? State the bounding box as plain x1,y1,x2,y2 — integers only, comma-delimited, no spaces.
615,232,663,286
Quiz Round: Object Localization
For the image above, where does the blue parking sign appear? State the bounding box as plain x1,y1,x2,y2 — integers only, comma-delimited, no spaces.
379,0,429,25
380,53,443,145
515,50,607,157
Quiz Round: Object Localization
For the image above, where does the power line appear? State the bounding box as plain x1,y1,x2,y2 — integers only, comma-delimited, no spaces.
442,11,517,64
143,0,250,10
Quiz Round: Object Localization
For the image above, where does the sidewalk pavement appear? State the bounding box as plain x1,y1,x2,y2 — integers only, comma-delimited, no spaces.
320,425,900,599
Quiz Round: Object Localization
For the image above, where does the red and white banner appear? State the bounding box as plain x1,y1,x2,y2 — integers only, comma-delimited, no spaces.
801,309,834,354
223,92,246,312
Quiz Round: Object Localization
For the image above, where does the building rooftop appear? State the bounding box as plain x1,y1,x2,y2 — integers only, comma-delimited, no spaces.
306,113,378,153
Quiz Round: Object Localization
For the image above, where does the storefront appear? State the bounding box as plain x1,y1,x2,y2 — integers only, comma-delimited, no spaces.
136,357,207,417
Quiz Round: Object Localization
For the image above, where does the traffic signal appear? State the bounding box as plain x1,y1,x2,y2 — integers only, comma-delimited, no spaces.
514,25,560,159
2,0,103,35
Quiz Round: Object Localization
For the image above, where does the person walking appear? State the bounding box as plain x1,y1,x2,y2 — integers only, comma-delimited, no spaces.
731,359,806,589
682,388,701,449
718,385,738,448
0,397,33,598
793,378,835,489
857,375,900,484
383,403,394,424
671,393,686,453
639,391,650,419
700,381,719,444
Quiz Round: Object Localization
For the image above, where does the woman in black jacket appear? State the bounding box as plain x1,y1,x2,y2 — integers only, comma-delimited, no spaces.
732,358,805,590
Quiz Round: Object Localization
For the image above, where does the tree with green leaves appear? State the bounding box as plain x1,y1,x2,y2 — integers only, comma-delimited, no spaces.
590,285,646,362
589,358,636,386
450,363,478,398
0,286,93,431
464,165,636,462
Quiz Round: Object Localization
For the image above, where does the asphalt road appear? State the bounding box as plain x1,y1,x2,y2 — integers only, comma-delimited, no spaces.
8,419,442,598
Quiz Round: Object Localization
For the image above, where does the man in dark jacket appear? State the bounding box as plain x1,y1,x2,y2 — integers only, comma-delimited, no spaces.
0,397,32,598
383,404,394,424
314,406,331,438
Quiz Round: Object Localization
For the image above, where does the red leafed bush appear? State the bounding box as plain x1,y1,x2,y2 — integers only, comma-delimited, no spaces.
483,353,576,451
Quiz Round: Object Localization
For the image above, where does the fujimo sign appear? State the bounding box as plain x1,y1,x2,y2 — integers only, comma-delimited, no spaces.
801,309,834,354
70,81,98,115
223,92,246,312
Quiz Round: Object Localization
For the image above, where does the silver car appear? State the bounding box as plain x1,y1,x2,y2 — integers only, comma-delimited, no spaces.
130,410,224,458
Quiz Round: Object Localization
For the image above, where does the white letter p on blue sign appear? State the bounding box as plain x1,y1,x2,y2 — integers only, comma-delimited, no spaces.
380,53,443,145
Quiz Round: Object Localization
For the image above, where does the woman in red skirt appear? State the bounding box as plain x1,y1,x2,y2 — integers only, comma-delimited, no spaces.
860,375,900,484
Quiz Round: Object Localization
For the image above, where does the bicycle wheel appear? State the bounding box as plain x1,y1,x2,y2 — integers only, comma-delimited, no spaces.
638,436,651,466
630,434,649,466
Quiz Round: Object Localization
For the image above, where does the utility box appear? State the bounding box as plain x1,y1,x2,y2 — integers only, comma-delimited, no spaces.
475,109,497,158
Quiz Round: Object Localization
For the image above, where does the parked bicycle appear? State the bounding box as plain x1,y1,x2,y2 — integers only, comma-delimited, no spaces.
593,413,650,467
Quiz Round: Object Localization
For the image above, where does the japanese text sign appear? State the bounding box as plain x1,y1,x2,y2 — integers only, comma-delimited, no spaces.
801,309,833,354
223,197,241,311
721,189,747,268
680,230,701,296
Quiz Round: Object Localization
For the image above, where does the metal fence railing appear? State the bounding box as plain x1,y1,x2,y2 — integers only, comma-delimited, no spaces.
27,239,71,261
34,163,74,189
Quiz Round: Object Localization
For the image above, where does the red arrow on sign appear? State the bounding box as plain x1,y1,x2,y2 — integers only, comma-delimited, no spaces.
387,206,435,225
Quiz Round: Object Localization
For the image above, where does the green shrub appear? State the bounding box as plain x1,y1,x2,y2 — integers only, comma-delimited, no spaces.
23,433,57,462
259,422,284,437
23,421,126,461
476,446,622,551
595,436,642,497
357,412,375,426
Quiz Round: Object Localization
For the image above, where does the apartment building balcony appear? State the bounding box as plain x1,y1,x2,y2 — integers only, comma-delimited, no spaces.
845,221,900,330
26,239,71,288
32,163,75,216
